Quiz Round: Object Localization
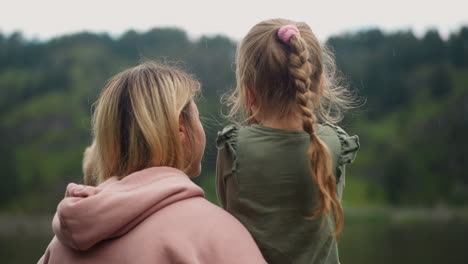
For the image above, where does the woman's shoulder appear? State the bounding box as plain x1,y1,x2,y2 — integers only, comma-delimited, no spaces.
144,196,266,263
317,123,360,165
144,196,256,238
192,198,267,263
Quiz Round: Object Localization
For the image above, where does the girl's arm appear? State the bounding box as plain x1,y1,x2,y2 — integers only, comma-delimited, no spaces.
215,148,230,208
215,125,238,209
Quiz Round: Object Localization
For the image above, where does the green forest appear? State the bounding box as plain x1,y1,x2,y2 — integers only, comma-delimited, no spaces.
0,26,467,214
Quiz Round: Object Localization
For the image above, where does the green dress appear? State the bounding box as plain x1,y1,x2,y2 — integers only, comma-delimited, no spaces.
216,123,360,264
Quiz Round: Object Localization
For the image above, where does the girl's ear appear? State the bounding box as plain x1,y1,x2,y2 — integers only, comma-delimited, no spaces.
245,86,259,124
246,86,256,110
318,74,326,96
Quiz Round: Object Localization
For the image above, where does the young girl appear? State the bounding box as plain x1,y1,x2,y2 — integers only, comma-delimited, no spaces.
216,19,360,264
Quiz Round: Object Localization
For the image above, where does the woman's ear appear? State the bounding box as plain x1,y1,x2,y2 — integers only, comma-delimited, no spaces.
179,114,187,143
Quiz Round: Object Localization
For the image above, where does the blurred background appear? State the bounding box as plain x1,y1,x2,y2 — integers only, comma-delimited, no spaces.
1,0,467,263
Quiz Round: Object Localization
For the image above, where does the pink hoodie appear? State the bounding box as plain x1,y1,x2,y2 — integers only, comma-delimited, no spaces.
38,167,266,264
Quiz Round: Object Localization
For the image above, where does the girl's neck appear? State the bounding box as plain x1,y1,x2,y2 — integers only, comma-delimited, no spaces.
256,116,303,131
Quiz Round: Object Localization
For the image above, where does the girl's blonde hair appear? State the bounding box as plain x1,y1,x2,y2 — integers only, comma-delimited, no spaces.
226,18,354,236
87,61,200,184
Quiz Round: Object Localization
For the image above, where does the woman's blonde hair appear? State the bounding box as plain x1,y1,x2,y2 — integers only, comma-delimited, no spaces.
86,61,200,184
226,18,355,236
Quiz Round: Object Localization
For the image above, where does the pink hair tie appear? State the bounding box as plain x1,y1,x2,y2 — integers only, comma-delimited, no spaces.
277,25,300,44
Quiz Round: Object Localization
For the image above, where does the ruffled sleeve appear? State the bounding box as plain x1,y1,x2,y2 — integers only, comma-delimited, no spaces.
215,125,239,208
323,123,360,198
216,125,239,154
334,125,360,166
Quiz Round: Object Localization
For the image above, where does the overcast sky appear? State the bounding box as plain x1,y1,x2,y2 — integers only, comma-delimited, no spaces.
1,0,467,41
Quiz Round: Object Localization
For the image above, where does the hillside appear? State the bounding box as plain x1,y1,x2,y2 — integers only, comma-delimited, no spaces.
0,26,467,213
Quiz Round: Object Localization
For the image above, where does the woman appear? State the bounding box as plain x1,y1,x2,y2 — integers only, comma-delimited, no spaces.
38,62,266,264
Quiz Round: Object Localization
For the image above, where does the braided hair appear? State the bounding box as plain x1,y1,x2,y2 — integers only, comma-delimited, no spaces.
286,27,343,236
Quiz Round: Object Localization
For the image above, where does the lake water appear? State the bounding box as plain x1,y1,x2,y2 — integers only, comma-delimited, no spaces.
2,210,467,264
340,218,468,264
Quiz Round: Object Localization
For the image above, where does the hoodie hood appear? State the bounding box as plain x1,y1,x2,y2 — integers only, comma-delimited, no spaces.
52,167,204,251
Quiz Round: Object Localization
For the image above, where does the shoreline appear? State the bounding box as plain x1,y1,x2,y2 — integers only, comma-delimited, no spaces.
1,207,468,236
